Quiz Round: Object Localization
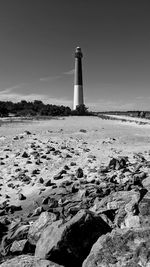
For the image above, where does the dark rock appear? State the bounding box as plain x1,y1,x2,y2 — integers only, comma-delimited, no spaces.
0,223,30,256
53,170,67,180
17,173,31,183
24,130,31,135
52,185,57,189
35,210,111,267
42,196,51,205
70,162,76,166
0,220,8,241
64,165,70,170
0,210,6,216
32,169,40,175
71,182,80,193
45,179,56,187
133,172,147,185
18,193,26,200
97,166,109,174
42,197,58,209
38,177,44,184
22,152,29,158
35,159,42,165
79,129,87,133
5,205,22,214
108,156,128,170
60,180,73,187
41,155,47,159
76,168,84,178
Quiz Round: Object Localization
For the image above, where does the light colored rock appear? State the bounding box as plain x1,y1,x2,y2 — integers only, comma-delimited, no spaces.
124,214,140,228
28,211,57,245
83,227,150,267
0,255,64,267
10,239,28,253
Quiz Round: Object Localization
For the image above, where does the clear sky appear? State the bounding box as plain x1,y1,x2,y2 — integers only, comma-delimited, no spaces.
0,0,150,111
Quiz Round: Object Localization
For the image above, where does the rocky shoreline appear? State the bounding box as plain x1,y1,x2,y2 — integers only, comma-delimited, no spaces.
0,117,150,266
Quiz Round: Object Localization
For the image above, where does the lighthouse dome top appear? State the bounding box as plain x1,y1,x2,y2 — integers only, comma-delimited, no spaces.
75,47,83,58
76,47,82,52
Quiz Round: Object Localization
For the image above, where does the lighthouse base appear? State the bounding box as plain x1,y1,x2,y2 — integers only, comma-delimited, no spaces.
73,85,84,110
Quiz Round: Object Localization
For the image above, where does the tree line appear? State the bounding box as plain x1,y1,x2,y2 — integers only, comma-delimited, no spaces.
0,100,89,117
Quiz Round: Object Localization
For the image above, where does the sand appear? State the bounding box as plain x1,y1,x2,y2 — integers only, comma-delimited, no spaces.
0,115,150,219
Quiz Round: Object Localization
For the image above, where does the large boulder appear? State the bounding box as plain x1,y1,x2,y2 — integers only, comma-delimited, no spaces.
108,156,128,170
138,191,150,227
35,210,111,267
0,222,30,256
91,189,141,228
0,255,64,267
28,212,57,245
83,227,150,267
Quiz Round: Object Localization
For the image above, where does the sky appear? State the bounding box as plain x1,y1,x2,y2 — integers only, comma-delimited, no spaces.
0,0,150,111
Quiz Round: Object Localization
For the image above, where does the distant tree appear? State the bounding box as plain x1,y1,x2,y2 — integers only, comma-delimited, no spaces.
0,102,8,116
0,100,72,117
139,111,146,118
73,104,89,115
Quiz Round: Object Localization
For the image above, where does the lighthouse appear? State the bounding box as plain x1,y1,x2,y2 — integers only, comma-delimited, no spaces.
73,47,84,110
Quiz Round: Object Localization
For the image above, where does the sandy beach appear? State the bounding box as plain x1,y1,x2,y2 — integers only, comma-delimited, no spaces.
0,116,150,215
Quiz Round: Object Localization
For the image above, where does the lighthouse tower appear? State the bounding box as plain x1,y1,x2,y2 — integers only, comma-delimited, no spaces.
73,47,84,110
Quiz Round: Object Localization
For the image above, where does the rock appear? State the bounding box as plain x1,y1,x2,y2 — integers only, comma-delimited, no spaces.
108,156,128,170
32,169,40,175
17,173,31,183
76,168,84,178
138,191,150,227
5,205,22,214
139,192,150,216
60,180,73,187
0,255,64,266
91,189,141,228
42,198,58,208
10,239,28,254
0,223,30,256
79,129,87,133
0,210,6,216
38,177,44,184
71,182,80,193
133,172,147,185
53,170,67,180
35,210,111,267
22,152,29,158
124,214,140,228
13,136,19,140
32,207,43,217
18,193,26,200
70,162,76,166
35,159,42,165
28,211,57,245
64,165,70,170
45,180,55,187
0,220,8,241
97,166,109,174
83,227,150,267
24,130,31,135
